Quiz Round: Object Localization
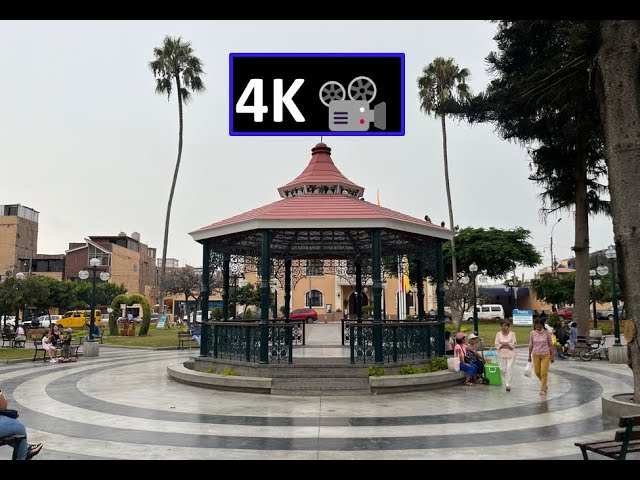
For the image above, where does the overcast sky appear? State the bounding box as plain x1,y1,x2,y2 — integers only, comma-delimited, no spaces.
0,20,614,279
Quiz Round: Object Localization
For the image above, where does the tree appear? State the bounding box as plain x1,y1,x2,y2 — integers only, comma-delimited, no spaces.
444,281,491,327
596,20,640,402
530,273,576,308
149,36,205,313
20,275,52,318
0,277,22,328
95,282,128,308
455,21,608,337
417,57,471,283
236,283,261,316
161,267,201,330
445,227,541,279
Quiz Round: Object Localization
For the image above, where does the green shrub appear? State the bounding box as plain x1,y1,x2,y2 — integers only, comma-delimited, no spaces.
398,365,420,375
367,366,386,376
547,313,561,330
219,367,238,376
429,356,448,372
210,307,223,321
405,314,415,321
206,367,217,374
362,305,373,318
244,309,254,320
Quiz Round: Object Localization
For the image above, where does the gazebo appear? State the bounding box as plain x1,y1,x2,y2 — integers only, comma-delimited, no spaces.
189,143,453,366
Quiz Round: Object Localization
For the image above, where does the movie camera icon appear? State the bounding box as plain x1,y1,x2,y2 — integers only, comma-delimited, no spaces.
319,76,386,132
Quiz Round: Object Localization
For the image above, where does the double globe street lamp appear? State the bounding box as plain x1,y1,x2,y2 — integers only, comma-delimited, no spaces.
604,245,621,346
459,262,479,336
79,258,110,342
589,266,607,329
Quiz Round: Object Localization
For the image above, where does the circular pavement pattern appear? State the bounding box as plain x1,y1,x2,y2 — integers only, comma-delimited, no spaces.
0,348,635,460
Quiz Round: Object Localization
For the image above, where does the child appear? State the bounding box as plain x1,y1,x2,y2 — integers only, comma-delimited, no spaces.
569,321,578,359
41,330,57,363
444,331,454,355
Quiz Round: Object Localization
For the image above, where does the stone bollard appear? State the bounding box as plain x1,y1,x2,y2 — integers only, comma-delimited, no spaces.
84,339,99,357
608,344,628,364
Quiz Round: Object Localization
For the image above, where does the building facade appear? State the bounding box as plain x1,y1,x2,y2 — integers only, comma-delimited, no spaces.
0,204,38,280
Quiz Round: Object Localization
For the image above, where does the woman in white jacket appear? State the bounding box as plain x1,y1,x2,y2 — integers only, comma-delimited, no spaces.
495,320,517,391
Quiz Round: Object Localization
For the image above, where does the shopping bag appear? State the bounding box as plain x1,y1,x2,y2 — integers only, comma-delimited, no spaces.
447,357,460,372
485,347,498,364
523,361,533,378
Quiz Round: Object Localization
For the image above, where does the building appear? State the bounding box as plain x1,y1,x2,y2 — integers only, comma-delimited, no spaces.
0,204,39,280
17,254,65,281
65,232,158,298
157,258,180,270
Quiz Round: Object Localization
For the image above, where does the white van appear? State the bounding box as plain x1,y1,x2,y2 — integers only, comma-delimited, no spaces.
464,304,505,322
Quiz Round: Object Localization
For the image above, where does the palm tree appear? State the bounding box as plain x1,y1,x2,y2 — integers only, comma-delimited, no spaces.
417,57,471,284
149,35,205,307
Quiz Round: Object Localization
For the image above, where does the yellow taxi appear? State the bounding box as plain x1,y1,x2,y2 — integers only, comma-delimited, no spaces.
54,310,102,329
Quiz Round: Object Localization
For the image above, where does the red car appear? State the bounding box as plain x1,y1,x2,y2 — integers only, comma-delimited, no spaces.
556,307,573,319
282,308,318,323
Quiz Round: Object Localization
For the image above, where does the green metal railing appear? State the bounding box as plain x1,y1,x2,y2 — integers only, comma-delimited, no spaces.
348,321,444,364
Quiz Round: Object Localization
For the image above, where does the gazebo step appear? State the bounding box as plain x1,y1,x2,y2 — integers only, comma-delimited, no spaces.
271,377,370,393
271,388,372,396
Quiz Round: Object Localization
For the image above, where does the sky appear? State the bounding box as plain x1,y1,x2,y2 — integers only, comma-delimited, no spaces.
0,20,615,280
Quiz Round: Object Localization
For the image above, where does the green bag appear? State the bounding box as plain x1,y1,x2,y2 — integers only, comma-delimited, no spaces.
484,364,502,386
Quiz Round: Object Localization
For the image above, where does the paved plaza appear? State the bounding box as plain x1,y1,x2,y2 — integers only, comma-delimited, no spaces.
0,324,636,460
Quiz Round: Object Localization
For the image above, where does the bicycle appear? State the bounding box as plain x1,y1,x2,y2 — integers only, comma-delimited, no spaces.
579,336,609,361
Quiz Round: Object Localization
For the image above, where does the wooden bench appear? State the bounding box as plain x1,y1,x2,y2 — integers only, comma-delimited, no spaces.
0,434,27,460
575,414,640,460
178,332,195,350
2,332,17,348
32,338,83,362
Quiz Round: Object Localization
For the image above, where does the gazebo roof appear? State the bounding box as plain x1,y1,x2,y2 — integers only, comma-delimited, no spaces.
190,143,452,244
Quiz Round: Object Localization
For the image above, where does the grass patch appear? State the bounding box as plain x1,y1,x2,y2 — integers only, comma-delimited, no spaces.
0,348,36,360
102,326,190,348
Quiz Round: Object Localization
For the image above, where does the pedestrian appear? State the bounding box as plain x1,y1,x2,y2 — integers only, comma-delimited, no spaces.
528,318,554,396
569,321,578,358
444,331,454,355
495,320,517,392
61,328,73,360
15,325,26,345
0,388,43,460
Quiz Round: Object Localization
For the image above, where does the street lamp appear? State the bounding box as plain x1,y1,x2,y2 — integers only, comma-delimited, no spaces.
15,272,27,324
271,281,278,320
468,262,479,336
508,281,514,310
79,257,110,341
604,246,621,346
550,218,562,276
589,269,603,329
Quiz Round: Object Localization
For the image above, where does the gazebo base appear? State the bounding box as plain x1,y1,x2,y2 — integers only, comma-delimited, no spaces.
166,357,466,396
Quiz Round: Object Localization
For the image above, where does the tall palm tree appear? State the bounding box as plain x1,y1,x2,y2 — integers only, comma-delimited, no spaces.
417,57,471,284
149,35,205,308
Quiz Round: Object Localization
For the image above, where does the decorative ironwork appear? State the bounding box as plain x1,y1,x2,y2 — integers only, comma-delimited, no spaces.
267,324,292,364
347,321,444,364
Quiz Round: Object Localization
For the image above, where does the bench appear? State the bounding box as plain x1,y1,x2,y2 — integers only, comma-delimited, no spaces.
32,338,83,362
2,332,24,348
178,332,195,350
575,414,640,460
0,434,27,461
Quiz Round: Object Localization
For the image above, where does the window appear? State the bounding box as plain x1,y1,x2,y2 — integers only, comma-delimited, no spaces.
482,306,490,312
491,306,501,312
305,289,323,308
306,259,324,276
88,245,111,266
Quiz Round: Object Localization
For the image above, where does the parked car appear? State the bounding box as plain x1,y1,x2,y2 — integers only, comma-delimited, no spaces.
463,304,505,322
100,314,111,326
288,308,318,323
23,315,62,329
425,309,452,322
556,307,573,320
54,310,102,329
596,309,627,320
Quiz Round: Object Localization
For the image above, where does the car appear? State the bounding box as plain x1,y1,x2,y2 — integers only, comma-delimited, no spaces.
23,315,62,329
463,304,505,322
425,309,452,322
596,309,627,320
288,308,318,323
556,307,573,319
54,310,102,329
100,314,111,326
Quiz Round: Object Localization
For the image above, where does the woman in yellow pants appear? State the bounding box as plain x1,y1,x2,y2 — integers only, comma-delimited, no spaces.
528,318,554,396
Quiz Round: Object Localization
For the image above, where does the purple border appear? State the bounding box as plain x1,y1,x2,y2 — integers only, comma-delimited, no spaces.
229,53,405,137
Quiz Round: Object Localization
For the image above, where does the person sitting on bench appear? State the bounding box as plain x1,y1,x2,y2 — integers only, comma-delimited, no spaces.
0,388,43,460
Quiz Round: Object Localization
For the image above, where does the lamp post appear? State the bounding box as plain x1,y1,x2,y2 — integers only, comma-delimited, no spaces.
508,281,514,313
271,281,278,320
15,272,27,325
550,218,562,276
589,269,603,329
604,246,621,346
78,258,110,342
469,262,479,336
